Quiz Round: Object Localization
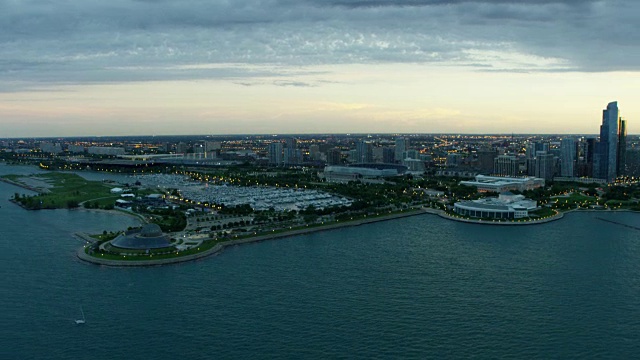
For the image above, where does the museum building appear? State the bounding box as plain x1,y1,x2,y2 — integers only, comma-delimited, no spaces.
453,192,538,219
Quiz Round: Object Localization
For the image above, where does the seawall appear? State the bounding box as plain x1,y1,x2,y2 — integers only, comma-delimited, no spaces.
423,207,565,226
76,209,428,267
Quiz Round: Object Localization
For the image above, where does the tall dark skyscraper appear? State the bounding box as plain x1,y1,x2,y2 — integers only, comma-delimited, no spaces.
576,138,597,177
535,151,555,181
617,118,627,176
477,149,498,174
326,148,342,165
560,138,575,177
356,141,373,163
597,101,620,182
382,147,395,164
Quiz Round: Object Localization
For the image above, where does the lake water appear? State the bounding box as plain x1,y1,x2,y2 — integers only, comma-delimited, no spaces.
2,164,640,359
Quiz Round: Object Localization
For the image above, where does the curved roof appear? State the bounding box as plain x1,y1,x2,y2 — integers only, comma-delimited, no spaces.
111,225,172,250
140,224,163,238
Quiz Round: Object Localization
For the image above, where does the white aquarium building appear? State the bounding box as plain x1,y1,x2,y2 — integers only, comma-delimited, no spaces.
453,193,538,219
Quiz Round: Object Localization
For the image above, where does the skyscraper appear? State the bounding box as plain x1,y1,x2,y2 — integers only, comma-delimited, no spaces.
309,144,320,161
284,137,300,165
494,155,518,177
617,118,627,176
394,137,408,162
626,148,640,177
575,137,596,177
355,141,373,163
560,138,575,177
326,148,342,165
477,149,498,174
382,147,395,164
268,142,283,166
597,101,620,182
535,151,555,181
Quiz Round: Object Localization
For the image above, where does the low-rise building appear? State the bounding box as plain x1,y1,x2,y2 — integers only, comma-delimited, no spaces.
453,193,538,219
88,146,126,156
320,164,407,183
460,175,544,193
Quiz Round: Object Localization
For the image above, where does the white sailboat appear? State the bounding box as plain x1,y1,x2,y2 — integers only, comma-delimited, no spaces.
75,306,86,325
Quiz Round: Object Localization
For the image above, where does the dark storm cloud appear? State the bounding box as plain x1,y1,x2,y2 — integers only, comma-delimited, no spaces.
0,0,637,91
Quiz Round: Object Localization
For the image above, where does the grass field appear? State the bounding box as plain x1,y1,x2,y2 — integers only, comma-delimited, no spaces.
551,192,597,210
6,172,118,209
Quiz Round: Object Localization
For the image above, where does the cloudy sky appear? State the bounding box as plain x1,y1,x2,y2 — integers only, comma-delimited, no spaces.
1,0,638,137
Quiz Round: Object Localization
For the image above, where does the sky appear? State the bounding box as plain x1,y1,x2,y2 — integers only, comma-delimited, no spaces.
0,0,638,137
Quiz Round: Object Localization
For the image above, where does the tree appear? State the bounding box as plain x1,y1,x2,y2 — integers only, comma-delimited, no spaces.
304,213,319,224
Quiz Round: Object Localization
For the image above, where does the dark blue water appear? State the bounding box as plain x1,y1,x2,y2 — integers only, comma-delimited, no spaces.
2,165,640,359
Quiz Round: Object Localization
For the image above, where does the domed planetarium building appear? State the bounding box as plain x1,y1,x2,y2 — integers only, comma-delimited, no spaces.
111,224,172,250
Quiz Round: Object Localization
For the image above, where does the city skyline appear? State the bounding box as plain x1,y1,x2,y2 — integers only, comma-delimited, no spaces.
1,1,639,137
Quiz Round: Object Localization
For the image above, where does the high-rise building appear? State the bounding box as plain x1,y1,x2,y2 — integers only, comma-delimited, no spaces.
176,142,188,154
597,101,620,182
625,149,640,177
560,138,575,177
372,147,384,163
617,118,627,176
309,144,320,161
204,141,222,153
284,138,299,165
525,142,536,159
535,151,555,181
477,149,498,174
403,149,419,160
326,148,342,165
575,138,596,177
268,142,283,166
382,147,395,164
494,155,518,177
355,141,373,163
194,142,205,156
446,153,464,168
534,141,550,154
394,137,408,162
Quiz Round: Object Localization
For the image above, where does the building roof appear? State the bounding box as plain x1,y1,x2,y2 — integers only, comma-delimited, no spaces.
455,201,510,211
455,196,538,212
111,224,171,250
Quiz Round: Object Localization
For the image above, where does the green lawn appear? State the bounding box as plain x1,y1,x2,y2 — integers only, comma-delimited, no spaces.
529,207,556,217
551,193,597,210
7,172,117,209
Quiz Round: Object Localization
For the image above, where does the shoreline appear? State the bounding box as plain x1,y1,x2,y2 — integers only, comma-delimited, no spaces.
76,206,638,267
0,177,44,194
426,208,565,225
76,209,428,267
73,207,148,224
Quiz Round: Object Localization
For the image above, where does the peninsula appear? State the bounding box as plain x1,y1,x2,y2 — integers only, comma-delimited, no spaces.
1,132,639,266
